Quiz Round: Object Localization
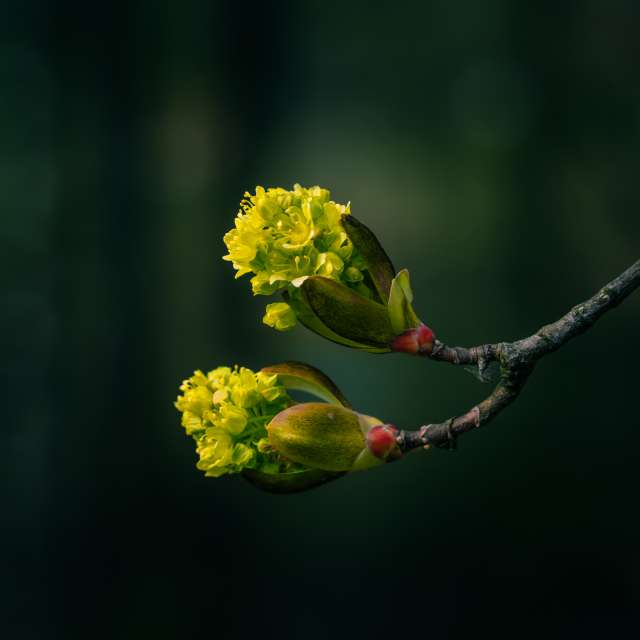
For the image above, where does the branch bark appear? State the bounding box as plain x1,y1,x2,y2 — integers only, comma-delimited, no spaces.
397,259,640,453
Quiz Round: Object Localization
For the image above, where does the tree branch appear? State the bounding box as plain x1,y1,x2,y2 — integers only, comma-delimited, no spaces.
397,259,640,453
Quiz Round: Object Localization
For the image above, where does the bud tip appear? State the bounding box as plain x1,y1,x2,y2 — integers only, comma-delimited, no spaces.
366,424,402,461
390,323,435,355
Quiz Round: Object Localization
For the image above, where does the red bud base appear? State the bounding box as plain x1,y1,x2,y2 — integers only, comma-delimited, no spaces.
366,424,402,461
390,323,435,356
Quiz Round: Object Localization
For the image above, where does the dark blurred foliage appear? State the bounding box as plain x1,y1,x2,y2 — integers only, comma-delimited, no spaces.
1,1,639,638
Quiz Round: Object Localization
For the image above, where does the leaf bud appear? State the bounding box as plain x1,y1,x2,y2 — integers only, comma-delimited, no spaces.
390,323,435,356
366,424,402,461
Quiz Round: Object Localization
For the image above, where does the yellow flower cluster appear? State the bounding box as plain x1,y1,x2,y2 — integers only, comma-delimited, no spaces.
223,185,370,330
175,366,294,477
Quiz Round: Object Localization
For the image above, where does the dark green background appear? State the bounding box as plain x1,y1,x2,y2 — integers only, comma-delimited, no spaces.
2,1,639,638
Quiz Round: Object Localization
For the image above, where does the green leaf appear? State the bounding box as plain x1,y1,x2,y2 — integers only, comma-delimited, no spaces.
242,467,344,494
388,269,421,334
284,289,387,353
341,214,396,303
261,361,352,408
301,276,394,349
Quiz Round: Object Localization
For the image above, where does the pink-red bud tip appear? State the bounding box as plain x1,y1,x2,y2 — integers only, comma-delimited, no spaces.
390,323,435,356
366,424,402,461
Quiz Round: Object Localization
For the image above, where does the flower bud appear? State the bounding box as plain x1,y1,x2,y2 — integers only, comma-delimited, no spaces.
268,403,377,472
344,266,364,283
263,302,297,331
390,323,435,356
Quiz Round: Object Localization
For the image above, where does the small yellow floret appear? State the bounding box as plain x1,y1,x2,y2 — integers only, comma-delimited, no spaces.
263,302,297,331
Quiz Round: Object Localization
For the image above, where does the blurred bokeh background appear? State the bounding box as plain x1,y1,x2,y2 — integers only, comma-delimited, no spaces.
2,1,639,638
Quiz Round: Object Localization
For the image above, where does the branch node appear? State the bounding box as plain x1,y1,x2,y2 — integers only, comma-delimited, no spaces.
411,258,639,451
422,419,458,451
430,340,445,359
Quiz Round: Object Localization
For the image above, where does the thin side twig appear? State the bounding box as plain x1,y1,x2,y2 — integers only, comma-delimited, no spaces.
397,258,640,452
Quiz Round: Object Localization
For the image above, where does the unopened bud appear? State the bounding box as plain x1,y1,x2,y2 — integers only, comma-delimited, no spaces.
366,424,402,461
263,302,297,331
390,323,435,356
268,403,370,472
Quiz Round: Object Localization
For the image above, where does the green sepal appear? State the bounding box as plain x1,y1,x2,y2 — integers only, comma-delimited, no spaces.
388,268,421,335
351,413,386,471
300,276,395,350
351,447,384,472
242,467,344,494
268,403,368,472
261,361,352,408
341,214,395,303
284,289,387,353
